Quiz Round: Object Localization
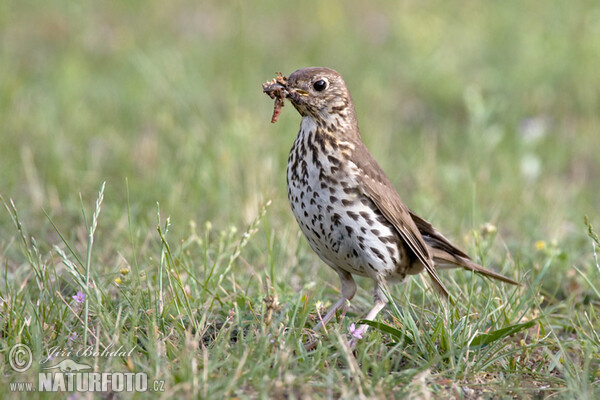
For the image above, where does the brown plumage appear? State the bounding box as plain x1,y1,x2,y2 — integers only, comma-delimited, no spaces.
263,67,518,344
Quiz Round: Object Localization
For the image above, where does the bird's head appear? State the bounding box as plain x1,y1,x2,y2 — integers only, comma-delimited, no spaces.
286,67,357,128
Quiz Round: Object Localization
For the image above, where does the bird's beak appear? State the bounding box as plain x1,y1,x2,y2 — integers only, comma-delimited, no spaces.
293,89,309,96
288,88,308,105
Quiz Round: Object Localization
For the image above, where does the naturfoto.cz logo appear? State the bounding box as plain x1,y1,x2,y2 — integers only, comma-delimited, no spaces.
8,344,165,393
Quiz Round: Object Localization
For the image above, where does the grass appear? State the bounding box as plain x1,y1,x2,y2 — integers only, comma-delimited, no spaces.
1,0,599,398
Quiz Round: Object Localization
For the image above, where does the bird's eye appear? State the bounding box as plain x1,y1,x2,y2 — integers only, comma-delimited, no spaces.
313,79,327,92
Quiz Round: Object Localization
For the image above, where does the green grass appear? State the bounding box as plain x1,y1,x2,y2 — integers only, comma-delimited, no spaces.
1,0,600,398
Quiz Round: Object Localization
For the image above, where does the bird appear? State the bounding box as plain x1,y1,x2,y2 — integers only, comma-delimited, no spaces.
263,67,519,344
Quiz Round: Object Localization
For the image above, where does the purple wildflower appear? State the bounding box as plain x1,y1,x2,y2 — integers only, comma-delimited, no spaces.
72,291,85,303
68,331,78,345
349,323,363,339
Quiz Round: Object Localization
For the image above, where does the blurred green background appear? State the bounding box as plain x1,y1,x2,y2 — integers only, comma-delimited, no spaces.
1,0,599,287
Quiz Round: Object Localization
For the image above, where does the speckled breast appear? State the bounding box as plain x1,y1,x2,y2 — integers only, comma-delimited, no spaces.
286,119,409,282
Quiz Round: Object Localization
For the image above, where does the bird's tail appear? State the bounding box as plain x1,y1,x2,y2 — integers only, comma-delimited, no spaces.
429,247,519,285
409,210,519,286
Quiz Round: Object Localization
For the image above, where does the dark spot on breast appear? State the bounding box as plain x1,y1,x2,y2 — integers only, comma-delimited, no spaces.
347,211,359,220
371,229,380,236
331,237,341,251
381,235,396,244
345,226,353,236
327,155,340,165
371,247,386,262
300,159,307,176
332,213,342,226
323,175,338,185
386,246,397,257
341,199,353,206
299,140,306,156
329,195,338,203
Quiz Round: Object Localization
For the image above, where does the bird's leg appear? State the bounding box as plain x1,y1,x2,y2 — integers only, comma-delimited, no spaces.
305,271,356,350
313,271,357,332
348,281,388,348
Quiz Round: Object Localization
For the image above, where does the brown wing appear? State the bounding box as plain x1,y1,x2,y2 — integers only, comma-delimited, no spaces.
352,143,450,298
410,211,520,285
409,211,471,258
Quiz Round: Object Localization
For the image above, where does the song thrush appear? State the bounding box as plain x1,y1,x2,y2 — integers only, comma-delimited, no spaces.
263,67,518,344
